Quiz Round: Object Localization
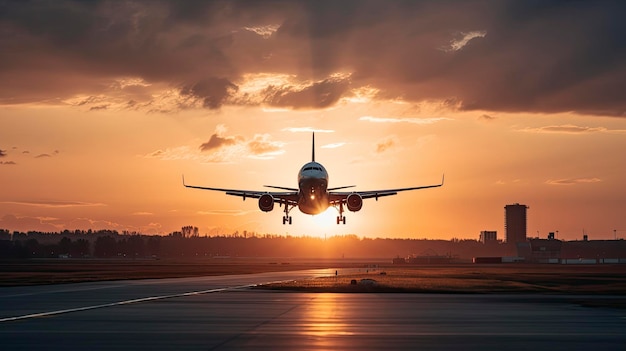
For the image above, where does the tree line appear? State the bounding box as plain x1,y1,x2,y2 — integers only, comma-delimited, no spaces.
0,228,513,259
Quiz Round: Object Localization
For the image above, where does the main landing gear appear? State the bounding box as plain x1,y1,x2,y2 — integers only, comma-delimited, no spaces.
281,201,294,225
336,202,346,225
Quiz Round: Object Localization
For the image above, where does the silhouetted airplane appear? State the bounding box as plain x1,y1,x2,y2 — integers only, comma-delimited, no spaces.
183,133,443,225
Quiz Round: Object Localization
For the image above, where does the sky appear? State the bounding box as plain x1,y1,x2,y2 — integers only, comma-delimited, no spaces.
1,0,625,241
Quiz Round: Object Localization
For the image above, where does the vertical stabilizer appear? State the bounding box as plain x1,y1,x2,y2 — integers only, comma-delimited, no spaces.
312,132,315,162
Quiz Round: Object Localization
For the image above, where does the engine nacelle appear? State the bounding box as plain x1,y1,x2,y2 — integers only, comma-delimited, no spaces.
258,194,275,212
346,193,363,212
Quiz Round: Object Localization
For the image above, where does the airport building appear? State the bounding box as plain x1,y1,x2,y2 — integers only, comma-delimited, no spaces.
480,230,498,243
505,203,528,244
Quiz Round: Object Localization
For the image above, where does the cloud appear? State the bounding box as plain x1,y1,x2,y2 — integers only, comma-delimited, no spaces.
360,116,452,124
196,209,255,216
443,30,487,52
1,161,17,165
375,136,397,154
0,1,624,115
478,114,496,121
149,125,285,163
262,75,351,109
0,149,6,157
199,125,244,152
321,142,346,149
132,212,154,216
0,214,62,232
282,127,334,133
0,200,106,208
243,24,280,39
545,177,602,186
180,77,239,110
246,134,285,158
520,124,626,134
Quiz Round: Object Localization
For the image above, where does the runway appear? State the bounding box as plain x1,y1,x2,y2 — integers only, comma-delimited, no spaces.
1,269,625,350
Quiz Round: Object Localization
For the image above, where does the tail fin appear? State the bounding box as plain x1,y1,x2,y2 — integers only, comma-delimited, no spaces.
312,132,315,162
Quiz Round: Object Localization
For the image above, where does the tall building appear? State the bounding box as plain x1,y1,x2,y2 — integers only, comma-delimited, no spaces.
505,203,528,244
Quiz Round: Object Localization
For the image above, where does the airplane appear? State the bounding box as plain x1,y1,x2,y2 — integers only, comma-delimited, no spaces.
183,133,443,225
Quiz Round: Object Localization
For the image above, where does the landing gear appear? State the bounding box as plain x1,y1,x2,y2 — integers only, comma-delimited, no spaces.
336,202,346,225
282,200,294,225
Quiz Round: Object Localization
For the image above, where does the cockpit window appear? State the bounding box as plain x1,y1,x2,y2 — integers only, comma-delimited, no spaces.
302,166,325,172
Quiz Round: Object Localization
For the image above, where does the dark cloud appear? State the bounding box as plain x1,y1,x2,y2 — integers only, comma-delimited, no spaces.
0,149,6,157
1,161,16,165
181,77,238,109
199,132,243,152
0,0,624,116
262,76,350,109
35,153,51,158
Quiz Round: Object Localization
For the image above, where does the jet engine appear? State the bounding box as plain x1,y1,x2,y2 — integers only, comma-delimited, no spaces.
258,194,275,212
346,193,363,212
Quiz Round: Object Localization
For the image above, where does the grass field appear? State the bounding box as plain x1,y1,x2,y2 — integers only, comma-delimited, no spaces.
259,264,626,295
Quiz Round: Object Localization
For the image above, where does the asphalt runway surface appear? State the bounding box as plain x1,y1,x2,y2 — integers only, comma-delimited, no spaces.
1,269,625,350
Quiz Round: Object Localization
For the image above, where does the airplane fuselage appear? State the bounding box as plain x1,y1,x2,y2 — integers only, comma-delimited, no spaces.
297,161,330,215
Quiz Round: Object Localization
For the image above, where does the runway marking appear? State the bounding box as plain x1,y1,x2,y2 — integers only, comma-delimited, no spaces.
0,282,281,323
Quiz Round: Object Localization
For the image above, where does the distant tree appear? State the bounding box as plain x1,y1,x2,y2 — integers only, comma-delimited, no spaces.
58,237,72,255
94,236,117,258
181,226,199,238
127,235,145,257
71,238,90,257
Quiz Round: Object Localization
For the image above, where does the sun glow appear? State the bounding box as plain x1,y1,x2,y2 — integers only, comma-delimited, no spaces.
309,207,339,233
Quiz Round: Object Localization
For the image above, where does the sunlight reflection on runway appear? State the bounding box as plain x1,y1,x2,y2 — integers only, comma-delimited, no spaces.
302,294,353,338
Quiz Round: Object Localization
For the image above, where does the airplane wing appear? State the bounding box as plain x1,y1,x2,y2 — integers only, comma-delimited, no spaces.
183,176,299,204
329,175,444,204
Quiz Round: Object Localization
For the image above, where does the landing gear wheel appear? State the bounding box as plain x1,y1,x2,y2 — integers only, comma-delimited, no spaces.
282,201,294,225
283,215,293,225
336,202,346,225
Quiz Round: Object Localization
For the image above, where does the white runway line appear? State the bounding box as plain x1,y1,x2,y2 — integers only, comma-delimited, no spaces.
0,283,260,323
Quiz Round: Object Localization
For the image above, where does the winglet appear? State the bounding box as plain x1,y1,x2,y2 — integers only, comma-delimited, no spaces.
312,132,315,162
182,174,186,187
441,174,445,186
